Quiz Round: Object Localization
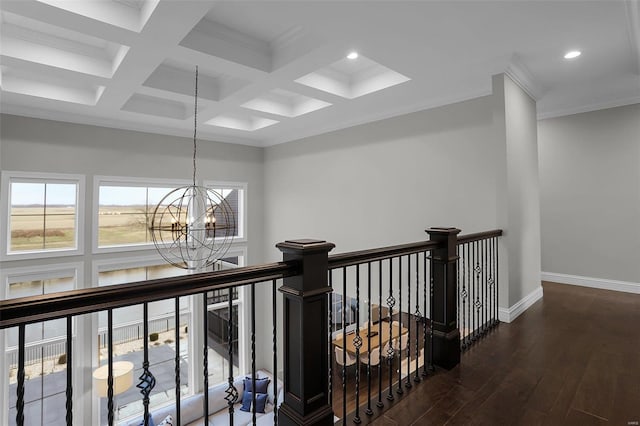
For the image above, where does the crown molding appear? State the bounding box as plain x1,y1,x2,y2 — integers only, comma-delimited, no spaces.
505,54,544,101
537,94,640,120
0,103,264,147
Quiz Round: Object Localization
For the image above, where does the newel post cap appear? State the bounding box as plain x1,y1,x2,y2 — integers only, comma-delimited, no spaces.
276,239,336,255
425,227,461,236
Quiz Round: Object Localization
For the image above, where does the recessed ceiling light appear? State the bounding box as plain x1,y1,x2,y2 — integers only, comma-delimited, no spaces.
564,50,581,59
347,51,359,60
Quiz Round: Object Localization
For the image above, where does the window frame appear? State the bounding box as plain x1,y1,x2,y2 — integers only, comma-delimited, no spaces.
202,180,248,244
0,171,85,261
0,262,83,426
92,175,190,254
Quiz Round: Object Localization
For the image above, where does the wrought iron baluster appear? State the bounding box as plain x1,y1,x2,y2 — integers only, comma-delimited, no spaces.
251,283,257,425
413,252,421,383
479,240,484,335
428,256,434,372
461,244,467,349
272,279,278,426
472,242,477,342
483,238,488,334
489,238,496,328
66,316,72,426
365,262,373,416
342,267,348,421
422,253,428,377
386,258,395,401
353,266,362,424
457,244,461,348
396,257,403,395
138,302,156,426
175,297,181,425
226,288,238,424
464,243,473,348
328,273,333,407
476,241,481,336
202,293,209,423
108,309,114,426
405,254,411,389
377,261,384,408
494,237,499,327
16,324,25,426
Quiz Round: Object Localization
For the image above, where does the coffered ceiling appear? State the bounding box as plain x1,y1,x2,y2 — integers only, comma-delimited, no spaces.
1,0,639,147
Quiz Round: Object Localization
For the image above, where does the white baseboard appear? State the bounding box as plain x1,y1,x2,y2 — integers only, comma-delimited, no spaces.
498,286,543,323
541,272,640,294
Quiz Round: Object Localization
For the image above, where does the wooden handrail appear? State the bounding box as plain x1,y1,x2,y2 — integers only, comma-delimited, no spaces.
1,229,503,329
456,229,503,245
0,261,296,329
328,240,441,269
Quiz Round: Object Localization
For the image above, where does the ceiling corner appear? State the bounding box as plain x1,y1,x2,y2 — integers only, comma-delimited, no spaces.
505,54,544,101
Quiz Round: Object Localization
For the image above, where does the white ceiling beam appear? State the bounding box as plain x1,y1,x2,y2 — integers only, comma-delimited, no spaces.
95,1,214,112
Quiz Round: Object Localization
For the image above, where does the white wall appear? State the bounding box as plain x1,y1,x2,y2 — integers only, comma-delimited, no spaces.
261,94,509,370
538,104,640,288
494,74,542,308
263,95,501,261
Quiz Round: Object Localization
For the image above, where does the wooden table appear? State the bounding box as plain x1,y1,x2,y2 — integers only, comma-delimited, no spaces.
332,320,408,355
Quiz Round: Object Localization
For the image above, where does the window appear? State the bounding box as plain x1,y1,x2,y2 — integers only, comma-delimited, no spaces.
205,254,245,385
1,264,81,426
1,171,84,260
94,177,188,251
204,181,247,241
331,292,359,330
95,257,191,424
93,250,246,424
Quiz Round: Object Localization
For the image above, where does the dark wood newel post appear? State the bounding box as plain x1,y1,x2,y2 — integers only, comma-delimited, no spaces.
426,227,461,370
276,239,335,426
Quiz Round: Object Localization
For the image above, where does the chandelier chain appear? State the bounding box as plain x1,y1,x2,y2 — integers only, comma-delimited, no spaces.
193,66,198,186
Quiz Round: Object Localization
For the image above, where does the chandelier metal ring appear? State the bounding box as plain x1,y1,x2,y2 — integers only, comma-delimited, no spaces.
148,66,235,270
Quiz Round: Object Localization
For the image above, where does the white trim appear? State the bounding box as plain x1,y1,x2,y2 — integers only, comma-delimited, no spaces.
1,262,84,286
537,96,640,120
0,171,85,260
505,54,544,101
202,180,248,243
92,252,172,284
0,262,83,426
541,272,640,294
498,286,543,323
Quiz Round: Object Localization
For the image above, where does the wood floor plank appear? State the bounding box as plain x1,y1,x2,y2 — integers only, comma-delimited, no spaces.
564,409,608,426
514,408,547,425
609,372,640,425
570,349,620,419
340,282,640,425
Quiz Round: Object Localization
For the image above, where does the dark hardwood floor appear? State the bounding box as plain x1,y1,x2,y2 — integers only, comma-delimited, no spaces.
337,281,640,425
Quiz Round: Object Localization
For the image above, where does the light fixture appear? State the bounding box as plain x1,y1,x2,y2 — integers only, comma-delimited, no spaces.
149,66,235,270
564,50,581,59
347,51,359,60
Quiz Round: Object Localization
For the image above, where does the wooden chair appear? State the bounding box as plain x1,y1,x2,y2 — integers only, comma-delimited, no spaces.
334,346,357,369
360,347,381,368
